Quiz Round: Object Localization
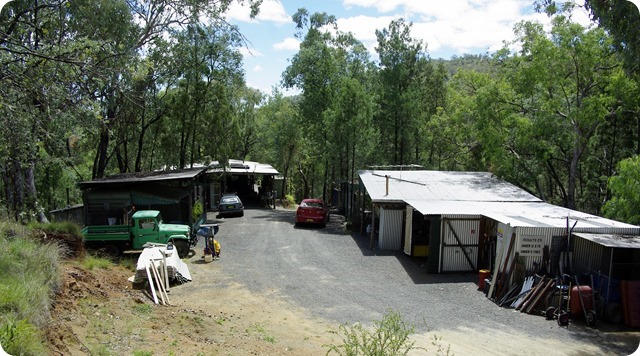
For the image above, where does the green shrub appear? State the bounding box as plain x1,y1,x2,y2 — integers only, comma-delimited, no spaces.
192,200,204,222
325,310,424,356
282,194,296,208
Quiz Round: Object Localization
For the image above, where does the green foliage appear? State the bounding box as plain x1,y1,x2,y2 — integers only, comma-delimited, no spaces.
132,303,153,315
1,0,638,227
579,0,640,73
0,317,47,356
283,194,296,209
27,221,83,237
324,310,426,356
0,221,62,354
192,200,204,222
82,255,114,270
603,156,640,224
467,15,633,213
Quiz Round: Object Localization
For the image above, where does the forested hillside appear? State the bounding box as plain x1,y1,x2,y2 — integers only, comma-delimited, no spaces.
1,0,639,224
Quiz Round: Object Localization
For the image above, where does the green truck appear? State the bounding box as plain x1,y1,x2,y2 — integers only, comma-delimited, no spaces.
81,210,197,258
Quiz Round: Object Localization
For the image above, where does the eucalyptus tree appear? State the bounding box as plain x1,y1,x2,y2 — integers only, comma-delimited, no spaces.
254,90,301,197
374,18,428,166
233,87,264,160
163,20,245,168
327,33,377,210
536,0,640,74
283,9,340,199
0,0,262,221
427,69,493,171
0,0,137,221
491,17,631,212
283,9,377,202
90,0,261,176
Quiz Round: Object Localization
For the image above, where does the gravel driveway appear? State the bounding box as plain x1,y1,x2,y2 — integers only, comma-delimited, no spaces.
200,205,638,355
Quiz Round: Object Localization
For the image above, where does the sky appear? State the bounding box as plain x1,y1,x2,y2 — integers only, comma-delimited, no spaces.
0,0,631,95
225,0,597,95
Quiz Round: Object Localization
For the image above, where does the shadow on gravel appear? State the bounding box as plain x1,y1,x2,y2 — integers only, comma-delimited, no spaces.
347,229,476,285
249,207,296,223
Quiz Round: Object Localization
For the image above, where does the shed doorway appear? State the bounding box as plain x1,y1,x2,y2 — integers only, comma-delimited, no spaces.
440,217,481,273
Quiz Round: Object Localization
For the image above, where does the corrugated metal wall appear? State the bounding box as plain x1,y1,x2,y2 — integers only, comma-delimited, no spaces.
440,215,481,273
379,207,404,250
506,225,640,274
572,236,605,276
513,227,566,273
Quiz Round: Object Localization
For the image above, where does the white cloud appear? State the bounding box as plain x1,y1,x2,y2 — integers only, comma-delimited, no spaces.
343,0,403,13
253,65,263,72
273,37,300,51
338,0,595,58
227,0,291,24
238,46,264,58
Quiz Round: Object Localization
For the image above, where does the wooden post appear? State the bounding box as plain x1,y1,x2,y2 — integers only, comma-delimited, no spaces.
145,265,158,304
150,260,165,305
369,204,376,249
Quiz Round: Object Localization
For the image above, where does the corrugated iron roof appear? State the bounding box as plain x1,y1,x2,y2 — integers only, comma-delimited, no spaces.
78,167,207,188
208,159,279,175
573,232,640,249
359,170,541,203
360,170,639,232
406,200,638,230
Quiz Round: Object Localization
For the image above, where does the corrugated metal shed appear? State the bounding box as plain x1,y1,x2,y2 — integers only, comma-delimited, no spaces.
379,208,403,250
407,201,639,231
359,170,541,203
208,159,279,175
358,169,639,276
573,233,640,248
359,169,636,232
78,167,207,188
571,232,640,306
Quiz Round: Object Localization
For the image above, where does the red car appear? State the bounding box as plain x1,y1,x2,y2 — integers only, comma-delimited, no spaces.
295,199,330,227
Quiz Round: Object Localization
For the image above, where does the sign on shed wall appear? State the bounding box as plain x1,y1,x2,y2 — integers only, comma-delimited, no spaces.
517,235,545,257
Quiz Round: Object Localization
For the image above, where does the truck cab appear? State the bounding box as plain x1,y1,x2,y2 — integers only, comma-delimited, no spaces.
129,210,192,256
82,210,195,258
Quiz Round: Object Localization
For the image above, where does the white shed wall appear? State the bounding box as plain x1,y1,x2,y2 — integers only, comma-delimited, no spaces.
439,214,481,272
379,207,404,250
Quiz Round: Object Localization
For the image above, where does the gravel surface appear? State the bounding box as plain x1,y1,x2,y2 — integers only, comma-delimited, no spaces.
200,205,639,355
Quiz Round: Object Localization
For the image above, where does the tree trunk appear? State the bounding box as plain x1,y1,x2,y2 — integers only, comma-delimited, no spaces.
94,123,110,179
25,153,49,223
12,146,23,222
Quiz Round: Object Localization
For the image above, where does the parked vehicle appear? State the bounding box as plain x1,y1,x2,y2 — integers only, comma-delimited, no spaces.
295,199,330,227
217,194,244,217
82,210,196,258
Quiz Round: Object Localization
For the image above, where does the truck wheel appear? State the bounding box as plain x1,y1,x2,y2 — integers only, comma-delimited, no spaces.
98,244,121,258
174,240,190,258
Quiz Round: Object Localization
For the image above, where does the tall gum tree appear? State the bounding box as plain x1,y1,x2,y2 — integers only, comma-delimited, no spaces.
494,17,630,211
374,19,423,165
283,9,339,199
